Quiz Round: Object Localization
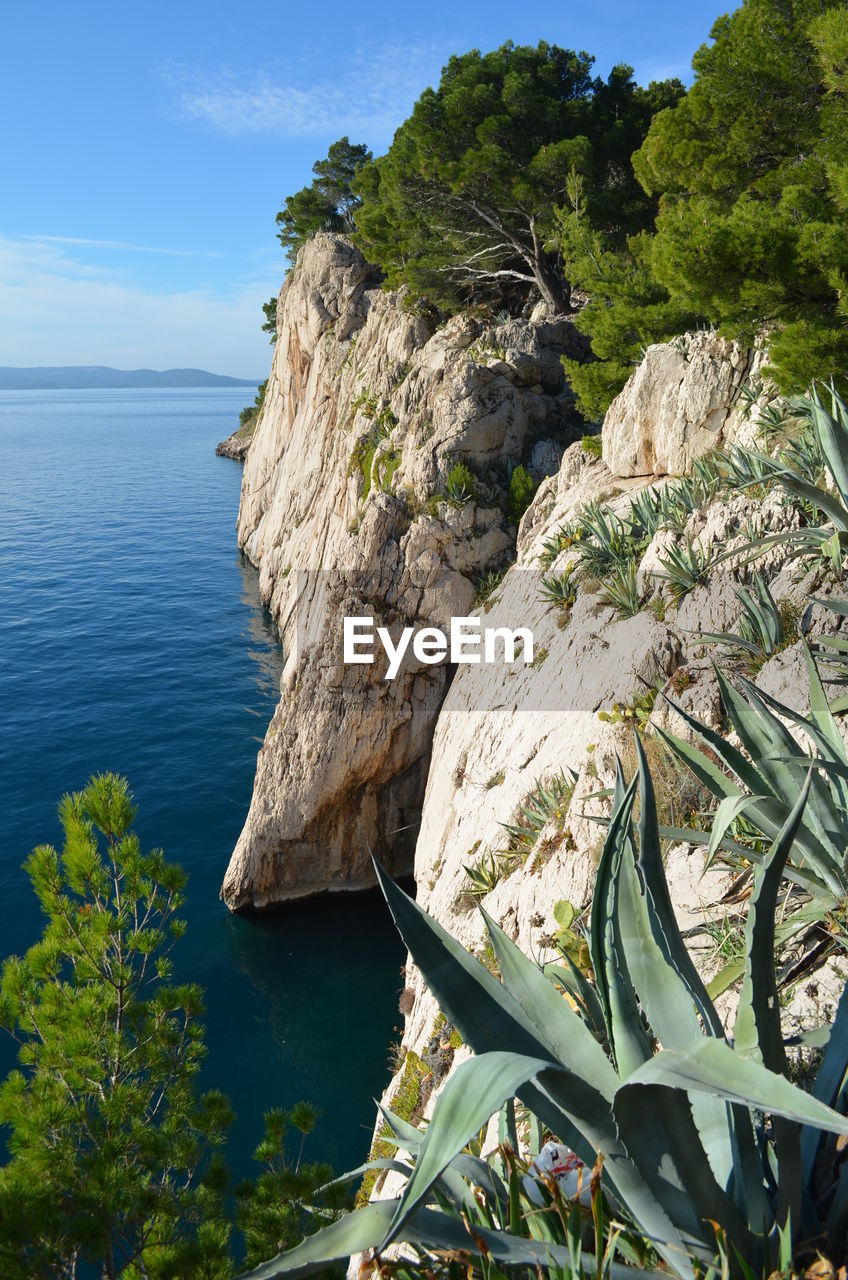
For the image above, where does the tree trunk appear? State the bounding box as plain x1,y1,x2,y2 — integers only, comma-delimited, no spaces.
533,249,571,314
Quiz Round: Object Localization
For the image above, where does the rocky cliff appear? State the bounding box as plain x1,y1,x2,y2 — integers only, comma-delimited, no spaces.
224,236,847,1204
222,234,586,908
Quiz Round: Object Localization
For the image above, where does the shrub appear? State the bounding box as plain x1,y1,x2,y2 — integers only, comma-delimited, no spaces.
444,461,477,505
506,464,536,522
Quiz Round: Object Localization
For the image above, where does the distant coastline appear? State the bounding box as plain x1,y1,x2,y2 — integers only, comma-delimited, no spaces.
0,366,260,390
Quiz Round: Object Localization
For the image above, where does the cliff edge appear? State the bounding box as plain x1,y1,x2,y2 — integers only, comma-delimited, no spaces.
221,234,585,909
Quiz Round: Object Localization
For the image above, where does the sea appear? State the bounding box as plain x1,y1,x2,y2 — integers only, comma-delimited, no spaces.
0,386,405,1180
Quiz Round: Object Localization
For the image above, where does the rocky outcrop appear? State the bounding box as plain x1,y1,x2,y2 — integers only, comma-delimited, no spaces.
602,330,763,477
221,234,585,909
215,426,254,461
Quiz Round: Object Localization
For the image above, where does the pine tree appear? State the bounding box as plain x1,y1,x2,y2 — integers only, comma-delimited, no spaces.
276,138,372,266
633,0,848,393
0,774,233,1279
352,43,683,316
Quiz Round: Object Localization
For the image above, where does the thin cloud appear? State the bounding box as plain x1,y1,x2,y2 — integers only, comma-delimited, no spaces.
0,235,272,378
162,38,449,142
22,233,225,259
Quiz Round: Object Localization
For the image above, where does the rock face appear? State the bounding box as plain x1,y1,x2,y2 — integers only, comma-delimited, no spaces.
360,335,842,1207
221,234,585,909
223,262,844,1211
602,330,762,477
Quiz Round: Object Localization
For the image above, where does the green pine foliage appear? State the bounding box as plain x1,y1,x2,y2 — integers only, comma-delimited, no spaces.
556,173,699,421
632,0,848,394
0,774,233,1279
506,463,536,522
0,775,342,1280
234,1103,348,1272
276,137,372,266
352,43,683,315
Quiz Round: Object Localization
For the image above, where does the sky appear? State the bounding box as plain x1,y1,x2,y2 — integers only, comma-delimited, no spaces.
0,1,731,379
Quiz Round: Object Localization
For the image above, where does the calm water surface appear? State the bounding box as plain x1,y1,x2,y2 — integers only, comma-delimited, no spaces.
0,387,404,1177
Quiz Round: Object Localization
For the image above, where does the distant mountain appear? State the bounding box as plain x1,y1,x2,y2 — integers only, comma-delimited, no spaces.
0,366,261,390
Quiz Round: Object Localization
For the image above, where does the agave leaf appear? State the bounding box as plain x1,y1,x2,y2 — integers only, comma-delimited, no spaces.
624,1039,848,1135
543,957,607,1041
632,736,770,1218
236,1199,396,1279
707,796,767,865
614,1080,754,1263
660,679,844,897
239,1198,673,1280
376,1101,423,1152
767,464,848,532
810,387,848,510
383,1051,554,1246
481,910,618,1098
700,632,764,656
801,978,848,1181
815,634,848,654
804,642,848,819
659,823,830,898
373,860,601,1163
373,862,698,1279
734,773,811,1235
733,774,811,1067
616,740,736,1188
706,958,746,1000
654,711,760,800
316,1157,412,1193
589,772,652,1078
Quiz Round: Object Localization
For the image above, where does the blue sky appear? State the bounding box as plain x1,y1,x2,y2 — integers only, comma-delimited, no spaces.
1,1,730,378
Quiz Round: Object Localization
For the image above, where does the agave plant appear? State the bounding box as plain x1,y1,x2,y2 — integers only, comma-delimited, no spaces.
241,742,848,1280
718,444,774,493
575,502,639,577
809,596,848,711
539,565,579,612
501,770,576,857
658,534,714,604
691,453,725,505
625,486,662,543
538,527,573,569
656,644,848,908
699,573,789,665
655,480,701,532
463,849,506,898
600,559,642,619
718,387,848,572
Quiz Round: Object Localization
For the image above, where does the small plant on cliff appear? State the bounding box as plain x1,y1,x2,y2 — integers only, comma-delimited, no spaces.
599,558,642,618
501,770,576,859
444,461,476,505
656,645,848,914
657,533,714,603
236,379,268,439
506,463,536,523
538,564,578,613
700,573,798,670
574,501,642,577
538,522,582,569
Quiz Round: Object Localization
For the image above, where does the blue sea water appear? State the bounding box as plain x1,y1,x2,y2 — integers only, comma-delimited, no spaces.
0,387,405,1179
